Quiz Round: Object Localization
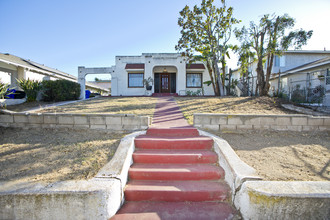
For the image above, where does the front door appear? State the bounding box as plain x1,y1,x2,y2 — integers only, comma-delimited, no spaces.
161,73,170,93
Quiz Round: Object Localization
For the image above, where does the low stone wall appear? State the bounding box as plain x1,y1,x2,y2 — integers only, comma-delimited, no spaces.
0,112,150,131
194,113,330,131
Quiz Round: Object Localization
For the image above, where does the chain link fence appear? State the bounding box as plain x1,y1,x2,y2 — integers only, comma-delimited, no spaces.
234,72,329,105
287,78,325,104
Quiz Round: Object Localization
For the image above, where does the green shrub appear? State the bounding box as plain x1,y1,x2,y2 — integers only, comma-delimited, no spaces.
291,84,305,103
0,81,13,99
42,79,81,101
186,90,202,96
307,85,325,103
17,78,42,102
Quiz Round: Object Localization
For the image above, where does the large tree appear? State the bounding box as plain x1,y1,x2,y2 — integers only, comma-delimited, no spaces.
235,14,313,96
234,42,256,95
176,0,239,96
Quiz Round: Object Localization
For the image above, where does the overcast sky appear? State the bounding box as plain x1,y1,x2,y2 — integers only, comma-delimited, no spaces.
1,0,329,80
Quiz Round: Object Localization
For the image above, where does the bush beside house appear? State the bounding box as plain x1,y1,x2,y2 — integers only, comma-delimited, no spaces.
42,80,81,101
16,78,42,102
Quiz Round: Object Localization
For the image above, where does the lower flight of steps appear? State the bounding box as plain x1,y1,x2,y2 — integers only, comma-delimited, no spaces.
111,127,236,220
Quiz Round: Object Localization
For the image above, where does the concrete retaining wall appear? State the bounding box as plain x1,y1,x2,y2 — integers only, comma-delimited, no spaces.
235,181,330,220
0,131,145,220
0,98,26,106
0,112,150,131
194,113,330,131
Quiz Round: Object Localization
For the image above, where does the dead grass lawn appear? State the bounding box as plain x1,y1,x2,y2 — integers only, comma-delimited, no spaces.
37,97,157,116
215,130,330,181
175,96,294,124
0,127,126,184
2,101,58,112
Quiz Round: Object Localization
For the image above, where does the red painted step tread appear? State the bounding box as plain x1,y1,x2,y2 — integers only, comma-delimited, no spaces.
129,164,224,180
135,135,213,141
135,135,213,150
133,149,218,164
146,128,199,137
111,201,235,220
125,180,229,202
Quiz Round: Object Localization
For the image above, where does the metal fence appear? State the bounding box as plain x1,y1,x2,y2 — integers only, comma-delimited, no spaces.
234,76,258,97
286,78,325,104
234,73,330,105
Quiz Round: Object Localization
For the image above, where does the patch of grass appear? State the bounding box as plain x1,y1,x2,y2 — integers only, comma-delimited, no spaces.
38,97,157,116
175,96,295,124
2,101,57,112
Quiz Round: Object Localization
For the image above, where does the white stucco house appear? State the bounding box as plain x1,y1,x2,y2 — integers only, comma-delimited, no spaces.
232,50,330,106
78,53,215,98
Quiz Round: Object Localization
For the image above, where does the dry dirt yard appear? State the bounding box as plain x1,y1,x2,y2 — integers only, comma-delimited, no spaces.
2,100,58,112
0,127,126,185
1,96,329,183
214,130,330,181
37,97,157,116
175,96,295,124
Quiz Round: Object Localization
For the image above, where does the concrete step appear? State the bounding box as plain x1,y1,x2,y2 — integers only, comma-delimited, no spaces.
146,127,199,137
129,164,224,181
111,201,236,220
135,135,213,150
125,180,230,202
133,149,218,164
152,93,178,97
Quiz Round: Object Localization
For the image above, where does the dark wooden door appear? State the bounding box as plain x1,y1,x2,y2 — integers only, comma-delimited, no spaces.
161,73,170,93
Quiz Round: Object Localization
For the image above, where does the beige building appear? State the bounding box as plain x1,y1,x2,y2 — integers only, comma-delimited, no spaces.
0,53,109,94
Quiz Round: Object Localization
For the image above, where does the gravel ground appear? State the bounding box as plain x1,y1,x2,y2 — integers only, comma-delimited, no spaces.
214,130,330,181
175,96,296,124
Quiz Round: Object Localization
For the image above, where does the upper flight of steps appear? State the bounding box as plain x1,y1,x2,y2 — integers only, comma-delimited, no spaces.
111,127,237,220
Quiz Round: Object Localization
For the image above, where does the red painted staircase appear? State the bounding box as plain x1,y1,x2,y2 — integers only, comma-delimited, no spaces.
111,127,235,220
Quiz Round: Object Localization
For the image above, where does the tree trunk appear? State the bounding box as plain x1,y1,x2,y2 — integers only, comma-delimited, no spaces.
227,69,232,95
221,60,227,96
206,60,220,96
213,57,225,96
256,57,265,96
256,31,268,96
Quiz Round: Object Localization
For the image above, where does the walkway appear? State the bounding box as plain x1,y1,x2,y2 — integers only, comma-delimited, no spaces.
151,97,191,128
111,97,236,220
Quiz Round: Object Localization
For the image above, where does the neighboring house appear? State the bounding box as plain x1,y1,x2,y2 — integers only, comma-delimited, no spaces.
0,53,109,94
232,50,330,106
89,80,111,94
110,53,215,96
270,57,330,105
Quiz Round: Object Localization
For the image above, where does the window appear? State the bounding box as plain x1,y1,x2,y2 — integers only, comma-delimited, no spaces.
274,55,285,67
274,55,280,67
128,73,144,87
186,73,202,88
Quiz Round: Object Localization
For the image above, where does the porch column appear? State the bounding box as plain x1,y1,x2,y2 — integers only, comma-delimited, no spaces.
12,66,27,90
78,66,86,99
10,70,18,88
144,56,154,94
176,57,186,95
